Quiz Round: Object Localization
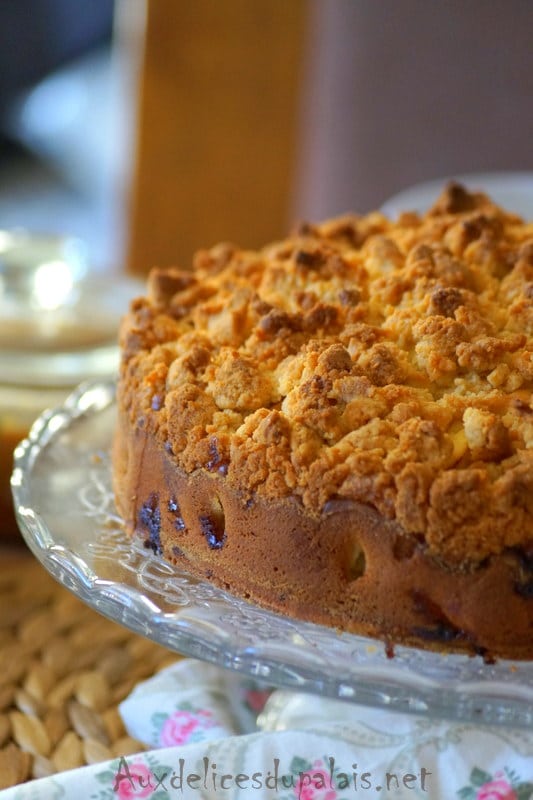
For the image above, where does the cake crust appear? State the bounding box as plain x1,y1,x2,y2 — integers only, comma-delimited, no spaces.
114,184,533,659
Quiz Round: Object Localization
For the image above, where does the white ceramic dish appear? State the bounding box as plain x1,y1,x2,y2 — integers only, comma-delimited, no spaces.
381,171,533,220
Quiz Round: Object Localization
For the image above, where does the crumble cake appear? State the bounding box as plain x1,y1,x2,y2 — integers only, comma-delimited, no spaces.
113,183,533,660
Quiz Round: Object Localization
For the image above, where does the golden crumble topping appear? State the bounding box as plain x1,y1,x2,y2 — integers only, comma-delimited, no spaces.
119,184,533,568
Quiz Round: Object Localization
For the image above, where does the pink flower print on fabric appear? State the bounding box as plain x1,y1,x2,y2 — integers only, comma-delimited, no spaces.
158,708,216,747
458,767,530,800
244,687,272,714
476,778,518,800
293,760,338,800
114,759,154,799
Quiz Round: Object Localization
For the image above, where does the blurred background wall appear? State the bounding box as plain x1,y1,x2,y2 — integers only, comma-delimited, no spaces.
294,0,533,220
0,0,139,273
0,0,532,276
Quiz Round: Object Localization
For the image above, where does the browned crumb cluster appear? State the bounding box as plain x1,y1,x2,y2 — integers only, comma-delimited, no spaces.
118,184,533,568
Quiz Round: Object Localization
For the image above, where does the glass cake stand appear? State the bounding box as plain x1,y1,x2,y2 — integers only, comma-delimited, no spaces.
11,381,533,729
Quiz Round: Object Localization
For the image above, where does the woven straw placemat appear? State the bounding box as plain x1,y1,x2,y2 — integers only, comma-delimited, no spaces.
0,547,178,790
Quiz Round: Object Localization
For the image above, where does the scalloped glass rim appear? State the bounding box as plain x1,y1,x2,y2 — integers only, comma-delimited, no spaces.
11,381,533,729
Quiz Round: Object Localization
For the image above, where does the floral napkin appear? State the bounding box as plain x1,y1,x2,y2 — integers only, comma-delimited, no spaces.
2,658,532,800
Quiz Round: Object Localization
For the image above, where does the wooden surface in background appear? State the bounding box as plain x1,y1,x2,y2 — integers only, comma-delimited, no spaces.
127,0,307,274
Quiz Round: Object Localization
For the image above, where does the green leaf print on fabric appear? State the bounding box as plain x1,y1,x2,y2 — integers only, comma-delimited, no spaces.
458,766,533,800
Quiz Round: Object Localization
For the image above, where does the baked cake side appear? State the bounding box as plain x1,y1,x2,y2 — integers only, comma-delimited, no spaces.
113,184,533,660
